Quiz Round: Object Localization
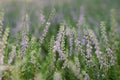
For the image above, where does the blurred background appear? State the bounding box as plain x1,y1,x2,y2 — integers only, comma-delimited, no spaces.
0,0,120,37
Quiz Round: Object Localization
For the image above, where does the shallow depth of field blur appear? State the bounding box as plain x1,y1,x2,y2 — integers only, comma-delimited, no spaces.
0,0,120,80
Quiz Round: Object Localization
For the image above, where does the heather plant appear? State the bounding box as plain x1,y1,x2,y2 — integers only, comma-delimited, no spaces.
0,1,120,80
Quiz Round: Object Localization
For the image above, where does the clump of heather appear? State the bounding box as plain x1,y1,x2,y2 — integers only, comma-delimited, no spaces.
0,5,120,80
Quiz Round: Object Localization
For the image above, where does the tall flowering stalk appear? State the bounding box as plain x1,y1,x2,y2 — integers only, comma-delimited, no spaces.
100,22,108,45
83,29,94,68
39,8,55,44
72,27,86,64
66,27,73,56
47,36,56,71
87,29,108,79
0,9,10,80
86,34,92,62
39,22,50,44
20,14,29,59
109,9,117,66
53,23,65,60
100,21,116,67
88,29,107,69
